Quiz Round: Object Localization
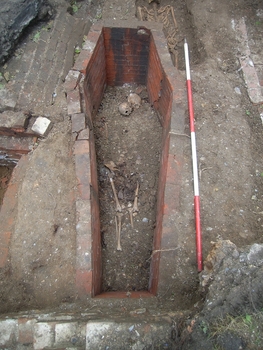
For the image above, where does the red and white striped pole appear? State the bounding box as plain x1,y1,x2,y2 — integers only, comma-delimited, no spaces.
184,39,203,271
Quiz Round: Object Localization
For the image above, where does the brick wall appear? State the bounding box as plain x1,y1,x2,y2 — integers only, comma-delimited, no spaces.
66,19,187,298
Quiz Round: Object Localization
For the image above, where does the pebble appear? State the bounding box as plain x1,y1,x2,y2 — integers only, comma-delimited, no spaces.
234,87,241,95
142,217,149,223
130,308,146,315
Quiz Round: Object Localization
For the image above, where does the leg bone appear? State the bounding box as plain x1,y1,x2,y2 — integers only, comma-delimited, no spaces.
109,176,122,212
116,212,123,251
128,207,134,228
132,182,139,213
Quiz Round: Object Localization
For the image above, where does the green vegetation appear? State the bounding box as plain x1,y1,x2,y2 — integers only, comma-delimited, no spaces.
209,312,263,349
74,47,81,54
42,22,52,31
32,31,41,43
200,320,209,335
70,1,81,14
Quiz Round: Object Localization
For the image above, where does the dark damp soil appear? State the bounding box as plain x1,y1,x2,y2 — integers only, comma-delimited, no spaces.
0,166,13,207
93,84,162,292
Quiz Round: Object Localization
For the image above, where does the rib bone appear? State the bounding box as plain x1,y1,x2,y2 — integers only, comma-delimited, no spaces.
109,176,122,212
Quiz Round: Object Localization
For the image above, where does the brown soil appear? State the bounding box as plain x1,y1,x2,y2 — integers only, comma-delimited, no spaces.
94,84,162,292
0,166,12,207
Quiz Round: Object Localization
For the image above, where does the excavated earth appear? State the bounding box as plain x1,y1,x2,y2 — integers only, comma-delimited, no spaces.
0,0,263,348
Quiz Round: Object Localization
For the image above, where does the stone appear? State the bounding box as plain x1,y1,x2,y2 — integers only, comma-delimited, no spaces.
0,110,27,129
247,243,263,266
0,0,52,63
0,88,17,112
31,116,52,136
67,89,81,115
0,319,17,346
34,322,53,350
55,322,85,346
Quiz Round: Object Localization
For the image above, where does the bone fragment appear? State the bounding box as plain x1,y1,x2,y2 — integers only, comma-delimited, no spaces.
132,182,139,213
116,212,123,251
109,176,122,212
128,207,134,228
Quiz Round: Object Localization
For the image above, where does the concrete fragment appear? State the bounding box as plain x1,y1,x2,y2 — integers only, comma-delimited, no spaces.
31,116,52,136
67,89,81,115
78,128,89,140
0,110,27,129
55,322,85,346
0,319,18,346
34,322,54,350
71,113,85,133
0,88,17,112
86,322,112,349
64,70,81,93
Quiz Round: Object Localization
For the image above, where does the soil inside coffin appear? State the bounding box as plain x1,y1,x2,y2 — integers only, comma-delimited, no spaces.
94,84,162,292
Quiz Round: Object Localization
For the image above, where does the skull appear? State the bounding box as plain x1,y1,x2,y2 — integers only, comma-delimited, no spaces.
127,93,141,109
119,102,132,116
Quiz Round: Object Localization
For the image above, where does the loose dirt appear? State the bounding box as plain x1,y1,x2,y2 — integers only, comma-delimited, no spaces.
94,84,162,292
0,166,12,207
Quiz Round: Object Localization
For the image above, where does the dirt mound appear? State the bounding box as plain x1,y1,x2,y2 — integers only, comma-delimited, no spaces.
183,240,263,349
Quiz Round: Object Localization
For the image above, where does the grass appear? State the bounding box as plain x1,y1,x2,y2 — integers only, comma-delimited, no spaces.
209,312,263,349
32,31,41,43
70,1,81,14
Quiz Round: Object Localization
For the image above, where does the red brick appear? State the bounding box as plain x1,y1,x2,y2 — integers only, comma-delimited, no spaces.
71,113,85,133
95,291,154,299
0,247,9,268
90,23,103,33
78,128,89,140
70,21,187,298
64,70,80,93
75,153,91,200
66,88,81,115
73,51,92,73
74,140,89,155
76,269,92,296
163,184,181,216
76,235,92,270
76,199,91,225
0,231,11,247
76,216,91,239
18,318,35,344
87,30,101,44
0,137,33,154
166,153,184,185
160,219,178,249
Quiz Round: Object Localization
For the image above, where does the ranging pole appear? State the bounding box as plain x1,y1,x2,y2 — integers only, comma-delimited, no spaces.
184,39,203,271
